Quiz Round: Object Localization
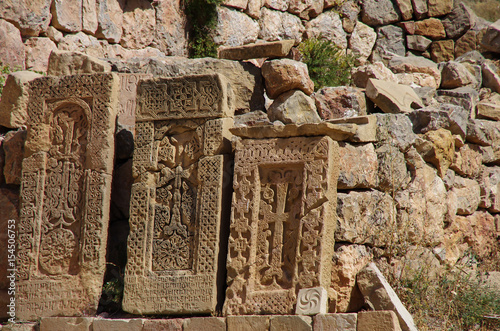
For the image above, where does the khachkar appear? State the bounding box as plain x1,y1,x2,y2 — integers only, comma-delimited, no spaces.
122,74,234,315
224,136,339,315
16,74,119,320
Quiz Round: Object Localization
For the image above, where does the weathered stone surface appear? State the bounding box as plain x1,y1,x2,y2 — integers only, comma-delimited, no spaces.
328,115,378,143
0,0,52,36
376,143,410,192
234,110,271,127
305,11,347,48
413,86,437,106
144,57,264,113
24,37,57,72
410,104,468,138
288,0,324,20
481,19,500,53
443,211,499,264
414,18,446,40
230,122,357,141
351,62,396,89
2,323,38,331
479,167,500,212
440,61,477,89
452,176,481,215
451,144,482,177
268,90,321,125
339,0,360,33
58,32,106,58
395,0,413,21
411,0,428,19
349,21,377,65
227,316,270,331
225,137,338,315
456,50,485,66
357,263,418,331
45,26,64,43
0,187,19,292
183,317,226,331
376,113,417,151
39,317,94,331
261,59,314,98
388,56,441,88
313,313,357,331
218,40,294,60
214,6,259,47
264,0,288,11
466,119,500,146
361,0,401,26
313,87,367,120
0,71,43,128
123,75,234,315
116,73,153,131
82,0,98,34
407,35,432,52
415,129,455,177
481,60,500,94
430,40,455,63
455,30,479,58
337,143,378,189
96,0,124,43
246,0,262,18
223,0,248,10
402,149,447,243
372,25,406,62
366,79,423,114
330,245,372,313
428,0,453,17
259,7,305,42
472,144,500,165
143,319,184,331
51,0,83,32
2,129,26,184
47,50,111,76
436,87,478,119
336,190,395,247
153,0,188,56
17,73,119,320
270,316,312,331
357,311,402,331
442,3,475,39
295,287,328,315
0,19,25,69
477,93,500,121
93,319,145,331
120,0,155,49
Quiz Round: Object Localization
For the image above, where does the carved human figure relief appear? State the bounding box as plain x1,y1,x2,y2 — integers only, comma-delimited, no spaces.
224,136,339,315
123,74,234,315
17,74,119,320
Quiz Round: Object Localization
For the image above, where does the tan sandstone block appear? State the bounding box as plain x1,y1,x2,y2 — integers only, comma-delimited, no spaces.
143,319,184,331
313,313,357,331
40,317,94,331
47,50,111,76
93,319,145,331
357,311,402,331
270,315,312,331
16,73,119,320
183,317,226,331
117,73,153,131
224,136,339,315
0,72,43,128
227,315,271,331
218,40,295,61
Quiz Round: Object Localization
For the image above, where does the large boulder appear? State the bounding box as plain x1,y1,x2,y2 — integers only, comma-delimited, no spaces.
0,0,51,36
95,0,124,43
337,143,378,189
409,104,468,138
388,56,441,88
349,21,377,65
261,59,314,99
436,87,478,119
0,19,25,70
428,0,453,17
153,0,188,56
47,50,111,76
214,6,259,47
360,0,401,26
51,0,83,32
305,11,347,48
415,128,455,178
414,18,446,40
371,25,406,62
351,62,396,89
120,0,155,49
440,61,477,89
24,37,57,72
313,86,367,120
259,7,305,42
481,19,500,53
267,90,320,124
442,3,476,39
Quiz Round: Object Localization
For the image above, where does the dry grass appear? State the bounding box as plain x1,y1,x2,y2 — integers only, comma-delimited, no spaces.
458,0,500,22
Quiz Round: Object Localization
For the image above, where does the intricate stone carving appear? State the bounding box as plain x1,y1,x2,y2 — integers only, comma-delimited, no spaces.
224,136,339,315
17,74,119,320
123,74,234,315
295,287,328,315
117,73,153,131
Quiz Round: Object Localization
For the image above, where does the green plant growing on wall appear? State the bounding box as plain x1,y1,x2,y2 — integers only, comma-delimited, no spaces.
0,62,14,97
185,0,223,58
298,37,355,90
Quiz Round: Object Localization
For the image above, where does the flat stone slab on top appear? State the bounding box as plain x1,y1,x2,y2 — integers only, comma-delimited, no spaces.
218,40,295,61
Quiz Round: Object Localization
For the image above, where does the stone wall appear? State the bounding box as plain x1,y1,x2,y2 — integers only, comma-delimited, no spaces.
0,0,499,75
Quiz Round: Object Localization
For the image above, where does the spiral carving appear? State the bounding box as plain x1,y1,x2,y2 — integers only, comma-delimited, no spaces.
297,288,322,311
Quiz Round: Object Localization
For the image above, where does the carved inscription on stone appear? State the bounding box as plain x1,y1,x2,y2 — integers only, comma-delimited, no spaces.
117,73,153,130
224,136,339,315
123,74,234,315
17,74,119,320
